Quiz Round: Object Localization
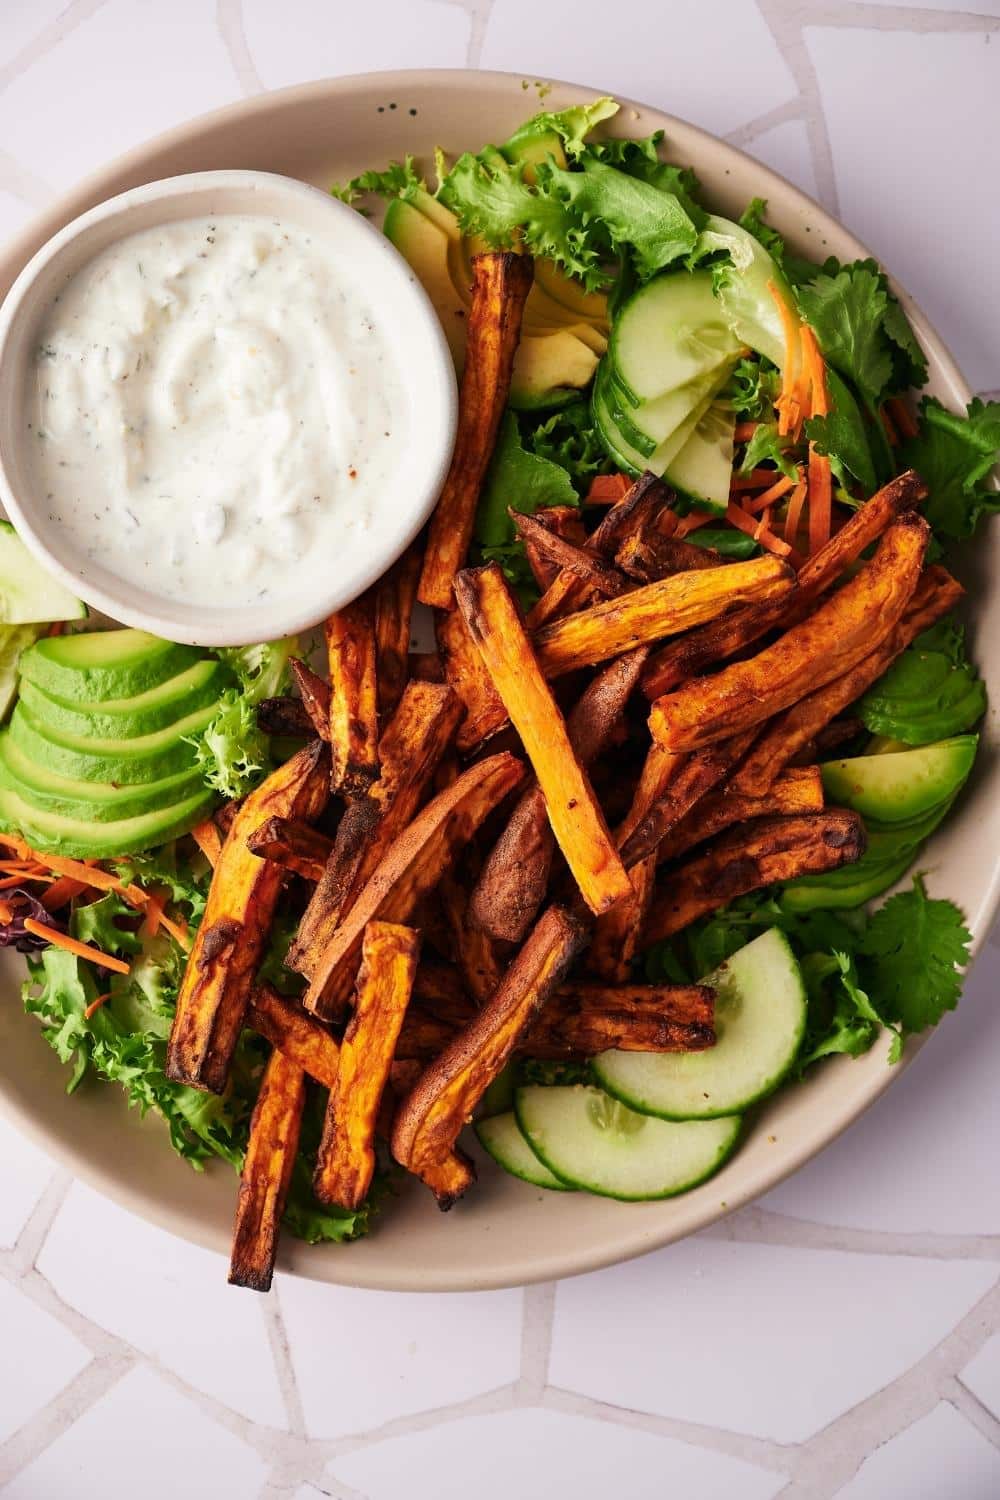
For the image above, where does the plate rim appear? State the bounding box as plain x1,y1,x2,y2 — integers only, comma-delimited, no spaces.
0,67,994,1293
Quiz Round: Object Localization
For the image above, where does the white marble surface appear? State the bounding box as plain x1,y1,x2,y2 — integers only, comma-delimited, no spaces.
0,2,999,1496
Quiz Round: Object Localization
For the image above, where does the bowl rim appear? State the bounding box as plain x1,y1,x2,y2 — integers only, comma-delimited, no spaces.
0,67,995,1292
0,166,458,647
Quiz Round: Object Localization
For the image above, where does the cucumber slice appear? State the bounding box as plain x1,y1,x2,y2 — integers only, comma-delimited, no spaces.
20,629,202,702
0,522,86,624
611,271,742,404
514,1085,741,1200
821,736,977,824
693,215,795,369
0,625,43,722
665,401,737,514
592,363,720,480
593,929,806,1119
592,367,644,475
475,1112,574,1191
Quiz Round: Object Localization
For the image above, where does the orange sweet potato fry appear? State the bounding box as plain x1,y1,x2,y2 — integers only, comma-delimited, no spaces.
436,606,508,753
615,528,722,582
288,658,332,741
228,1048,307,1293
301,751,526,1017
246,983,341,1090
523,506,588,592
618,731,759,870
454,563,632,916
587,470,675,558
391,904,586,1204
256,695,316,739
510,510,629,598
314,921,420,1211
418,252,535,609
326,597,380,794
374,542,423,720
730,564,963,797
289,680,461,983
649,513,929,753
642,810,866,945
246,816,334,883
656,764,825,862
167,741,330,1093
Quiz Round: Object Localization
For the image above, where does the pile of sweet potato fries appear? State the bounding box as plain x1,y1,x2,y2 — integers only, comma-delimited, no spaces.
161,251,953,1291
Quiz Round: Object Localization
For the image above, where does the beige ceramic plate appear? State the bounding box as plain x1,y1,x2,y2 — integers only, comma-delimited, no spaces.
0,71,996,1292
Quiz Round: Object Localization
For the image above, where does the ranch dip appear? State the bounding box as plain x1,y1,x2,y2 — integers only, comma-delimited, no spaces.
27,214,408,610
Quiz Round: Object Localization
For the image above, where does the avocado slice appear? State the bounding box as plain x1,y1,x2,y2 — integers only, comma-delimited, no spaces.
9,698,214,785
0,731,205,823
19,658,231,740
821,736,977,825
20,629,203,703
0,779,215,858
780,847,917,913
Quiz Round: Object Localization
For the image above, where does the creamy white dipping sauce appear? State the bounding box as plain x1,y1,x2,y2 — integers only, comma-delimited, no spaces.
27,214,408,611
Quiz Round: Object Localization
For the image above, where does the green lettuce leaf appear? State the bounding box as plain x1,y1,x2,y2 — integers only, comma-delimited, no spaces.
331,155,425,204
217,638,297,705
586,132,707,226
187,689,269,801
475,409,578,549
501,96,619,163
525,401,612,491
729,356,781,421
540,152,700,280
898,397,1000,541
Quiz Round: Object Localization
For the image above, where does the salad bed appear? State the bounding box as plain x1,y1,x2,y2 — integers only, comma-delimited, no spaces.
0,95,997,1286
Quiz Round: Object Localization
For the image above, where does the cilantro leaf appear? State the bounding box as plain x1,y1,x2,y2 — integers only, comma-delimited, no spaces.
858,876,971,1033
899,397,1000,541
804,367,878,495
739,421,799,481
796,264,893,405
474,410,578,549
331,156,425,204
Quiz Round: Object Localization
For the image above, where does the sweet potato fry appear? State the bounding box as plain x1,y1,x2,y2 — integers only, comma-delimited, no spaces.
247,983,340,1089
618,731,759,870
642,810,866,944
640,470,928,699
469,648,647,941
256,696,315,739
588,470,674,558
524,567,591,629
418,252,535,608
228,1048,306,1293
314,921,420,1210
326,597,380,794
649,513,929,753
409,650,445,683
301,751,526,1017
391,904,586,1203
523,506,587,592
533,555,795,679
436,606,507,753
656,764,824,862
289,658,332,741
289,680,462,987
730,564,963,796
455,564,631,916
510,510,629,597
374,542,422,720
439,866,504,1004
246,817,333,883
167,740,330,1093
615,529,721,582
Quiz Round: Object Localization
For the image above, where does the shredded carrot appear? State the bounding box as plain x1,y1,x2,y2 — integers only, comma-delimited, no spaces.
41,876,90,911
734,421,759,443
743,474,795,514
190,819,223,869
799,325,833,554
753,508,773,542
141,889,165,939
22,919,130,975
731,468,783,492
140,886,190,951
0,835,34,861
887,396,918,440
84,992,112,1020
46,622,66,638
726,502,803,566
783,476,809,550
16,850,147,910
158,910,191,951
585,473,631,505
0,872,56,889
769,282,806,439
0,900,12,923
673,510,718,539
880,405,898,446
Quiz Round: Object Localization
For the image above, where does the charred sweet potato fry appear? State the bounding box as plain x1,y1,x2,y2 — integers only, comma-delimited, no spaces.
656,764,825,862
615,529,722,582
256,696,315,739
301,752,526,1017
469,648,647,942
290,679,462,980
439,866,504,1004
246,816,334,883
533,555,795,679
418,252,535,609
228,1048,306,1293
391,904,586,1204
436,606,507,753
247,983,340,1090
510,510,628,597
289,658,332,741
588,470,674,558
523,506,588,592
642,810,866,944
524,567,592,629
455,564,632,916
167,740,330,1093
314,922,420,1211
326,597,380,794
650,514,929,753
730,565,963,796
640,470,928,699
374,543,422,720
618,731,760,870
409,650,445,683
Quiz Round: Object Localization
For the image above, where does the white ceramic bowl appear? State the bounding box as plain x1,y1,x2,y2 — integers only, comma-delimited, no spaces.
0,169,457,646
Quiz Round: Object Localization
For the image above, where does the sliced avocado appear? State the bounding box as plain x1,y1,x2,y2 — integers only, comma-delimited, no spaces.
19,658,231,740
0,625,44,722
821,736,977,825
0,779,215,858
534,257,609,327
9,699,213,785
0,731,205,823
508,330,600,411
780,847,916,913
0,522,87,624
384,197,468,365
20,629,202,703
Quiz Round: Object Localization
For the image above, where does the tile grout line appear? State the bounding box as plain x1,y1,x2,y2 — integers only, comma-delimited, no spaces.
263,1280,308,1437
706,1204,1000,1262
798,3,1000,37
0,0,111,97
945,1376,1000,1454
441,0,498,70
216,0,264,98
9,1170,72,1277
0,1348,136,1491
725,97,806,151
754,0,841,214
519,1280,556,1396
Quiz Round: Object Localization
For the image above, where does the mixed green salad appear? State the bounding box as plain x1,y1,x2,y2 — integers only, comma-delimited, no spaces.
0,94,998,1234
